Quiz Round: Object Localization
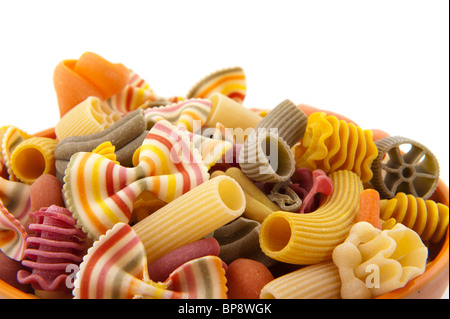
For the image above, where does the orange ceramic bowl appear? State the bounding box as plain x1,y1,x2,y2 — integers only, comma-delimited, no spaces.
0,117,448,299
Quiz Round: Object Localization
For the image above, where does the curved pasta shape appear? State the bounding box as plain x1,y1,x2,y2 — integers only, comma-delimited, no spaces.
106,70,160,114
0,198,27,261
17,206,88,293
212,217,276,267
91,141,119,164
250,99,308,148
187,66,246,104
1,126,32,181
260,261,341,299
10,137,58,184
0,177,31,225
54,109,147,181
239,130,295,183
63,120,210,239
74,222,227,299
380,192,449,243
332,221,428,298
132,175,245,264
294,112,378,183
144,98,212,132
55,97,122,140
259,170,363,265
53,52,130,117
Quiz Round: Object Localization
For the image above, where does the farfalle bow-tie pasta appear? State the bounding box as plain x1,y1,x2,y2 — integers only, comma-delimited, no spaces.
0,51,448,300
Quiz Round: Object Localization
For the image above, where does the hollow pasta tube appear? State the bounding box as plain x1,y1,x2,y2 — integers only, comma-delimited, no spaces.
259,170,363,265
132,175,246,264
260,261,341,299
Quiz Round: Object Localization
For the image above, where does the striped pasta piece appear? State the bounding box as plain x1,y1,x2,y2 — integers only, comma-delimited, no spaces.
144,98,212,132
294,112,378,183
187,66,247,104
0,198,27,261
260,261,341,299
73,222,228,299
54,109,147,181
259,170,363,264
0,177,31,225
10,137,58,184
132,175,245,264
106,70,160,115
380,192,449,243
63,120,210,239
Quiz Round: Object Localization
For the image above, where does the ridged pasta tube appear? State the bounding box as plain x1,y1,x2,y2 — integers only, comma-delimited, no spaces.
380,192,449,243
260,261,341,299
132,175,246,264
206,93,262,132
211,167,280,223
259,170,363,264
294,112,378,183
10,137,58,184
55,96,121,139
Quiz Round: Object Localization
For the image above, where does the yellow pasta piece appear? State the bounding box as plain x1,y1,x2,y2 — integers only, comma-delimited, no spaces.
55,96,122,139
380,192,449,243
131,175,245,264
332,221,428,298
206,93,262,137
10,137,58,184
260,261,341,299
294,112,378,183
211,167,281,223
259,170,363,264
1,126,32,181
293,112,334,171
91,141,119,164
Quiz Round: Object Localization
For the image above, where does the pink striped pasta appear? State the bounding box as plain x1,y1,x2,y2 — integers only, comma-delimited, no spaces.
63,120,209,239
144,98,212,132
73,222,228,299
0,199,27,261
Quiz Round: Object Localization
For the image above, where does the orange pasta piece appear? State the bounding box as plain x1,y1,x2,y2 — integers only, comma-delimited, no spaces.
370,128,390,141
53,59,104,117
74,52,129,100
53,52,129,117
298,103,359,126
357,189,382,229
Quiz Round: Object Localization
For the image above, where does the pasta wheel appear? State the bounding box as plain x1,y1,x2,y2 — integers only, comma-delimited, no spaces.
293,112,378,183
370,136,440,200
380,192,449,243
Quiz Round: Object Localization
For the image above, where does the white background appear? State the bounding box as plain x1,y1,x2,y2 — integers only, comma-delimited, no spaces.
0,0,448,298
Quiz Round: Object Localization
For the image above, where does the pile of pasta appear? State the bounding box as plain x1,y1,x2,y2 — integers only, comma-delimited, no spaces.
0,51,448,299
